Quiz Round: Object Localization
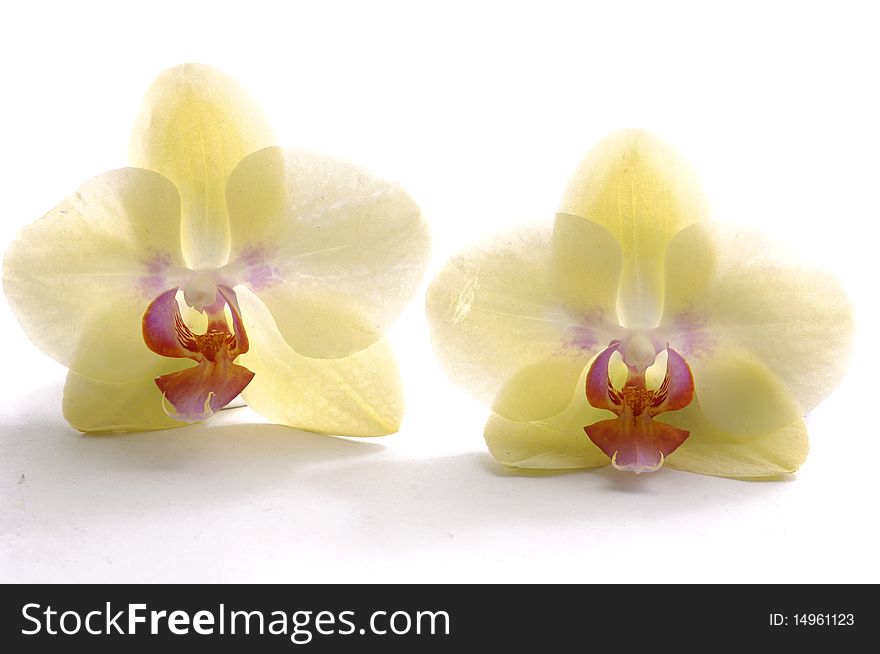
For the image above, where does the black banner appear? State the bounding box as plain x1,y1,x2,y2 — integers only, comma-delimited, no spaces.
0,584,872,651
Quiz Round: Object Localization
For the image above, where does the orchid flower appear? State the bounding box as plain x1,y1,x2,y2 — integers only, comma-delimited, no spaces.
3,64,430,435
427,130,852,477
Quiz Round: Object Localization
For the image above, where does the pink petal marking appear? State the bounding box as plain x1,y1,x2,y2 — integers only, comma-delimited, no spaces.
142,288,200,360
142,285,254,422
669,311,715,359
649,346,694,415
583,340,695,473
217,285,249,355
585,340,623,413
138,252,175,298
237,246,281,291
155,358,255,422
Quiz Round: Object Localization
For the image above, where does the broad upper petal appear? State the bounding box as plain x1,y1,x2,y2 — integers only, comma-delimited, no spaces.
426,225,620,422
3,168,187,382
129,64,274,268
223,147,430,359
559,130,708,327
235,288,404,436
661,222,853,418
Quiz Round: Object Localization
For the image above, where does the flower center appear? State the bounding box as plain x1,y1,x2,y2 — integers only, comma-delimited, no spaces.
182,269,221,311
621,384,653,417
142,284,254,421
583,337,695,473
622,332,656,373
194,330,234,363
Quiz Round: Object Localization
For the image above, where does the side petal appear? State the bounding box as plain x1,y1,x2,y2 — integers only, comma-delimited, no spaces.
661,401,809,478
223,147,430,359
484,375,611,469
559,130,708,327
649,346,695,415
216,285,249,355
129,64,274,268
63,364,190,433
426,225,619,422
235,288,404,436
3,168,187,382
661,222,854,417
584,341,623,413
142,288,199,359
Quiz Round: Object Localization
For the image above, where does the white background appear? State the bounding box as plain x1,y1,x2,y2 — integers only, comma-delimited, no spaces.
1,1,878,583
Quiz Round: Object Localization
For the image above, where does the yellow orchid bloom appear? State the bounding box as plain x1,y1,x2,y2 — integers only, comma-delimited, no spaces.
427,130,852,477
3,64,430,435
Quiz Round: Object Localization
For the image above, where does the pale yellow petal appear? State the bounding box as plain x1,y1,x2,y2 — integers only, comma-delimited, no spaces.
129,64,274,268
661,222,853,416
485,368,612,469
3,168,186,382
552,212,623,316
560,129,708,327
236,288,403,436
63,364,190,433
223,147,430,358
691,349,802,436
662,402,809,478
426,225,620,422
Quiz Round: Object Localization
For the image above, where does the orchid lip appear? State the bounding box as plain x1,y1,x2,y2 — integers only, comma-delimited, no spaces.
611,451,665,474
142,284,254,421
584,338,695,473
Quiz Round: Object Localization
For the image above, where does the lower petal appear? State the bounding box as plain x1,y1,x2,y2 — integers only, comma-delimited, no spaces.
585,417,690,474
63,365,190,433
155,359,255,422
691,349,802,436
484,376,612,470
236,288,404,436
661,402,808,478
490,357,590,422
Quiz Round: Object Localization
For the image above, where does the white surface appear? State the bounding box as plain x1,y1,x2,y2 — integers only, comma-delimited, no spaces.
1,1,879,583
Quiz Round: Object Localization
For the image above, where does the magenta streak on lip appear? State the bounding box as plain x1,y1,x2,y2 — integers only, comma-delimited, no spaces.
142,285,254,421
583,340,695,473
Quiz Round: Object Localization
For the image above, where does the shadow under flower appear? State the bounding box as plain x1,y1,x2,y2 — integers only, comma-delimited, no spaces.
2,382,802,583
1,383,385,536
